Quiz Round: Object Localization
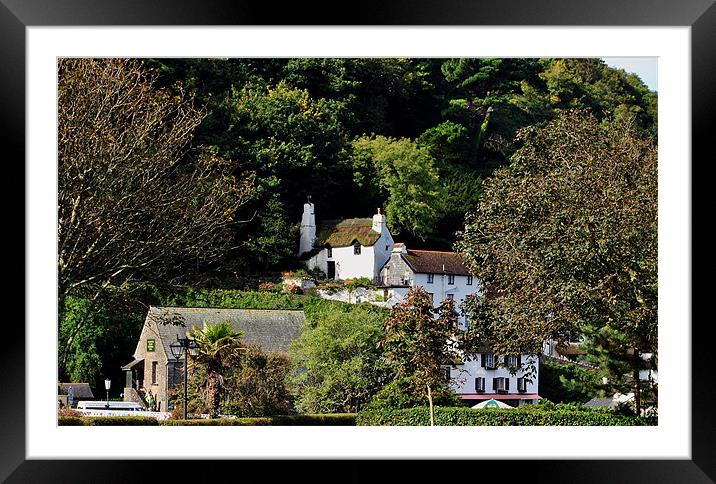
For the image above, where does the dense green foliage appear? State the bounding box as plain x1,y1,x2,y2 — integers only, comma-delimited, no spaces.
179,343,293,418
350,135,440,238
363,376,461,411
145,57,657,259
539,358,602,404
356,405,657,426
59,293,148,391
286,303,389,413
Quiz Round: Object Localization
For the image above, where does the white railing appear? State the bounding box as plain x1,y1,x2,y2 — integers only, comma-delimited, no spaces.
77,409,171,420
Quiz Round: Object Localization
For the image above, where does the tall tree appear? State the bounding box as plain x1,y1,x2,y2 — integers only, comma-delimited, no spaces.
187,321,245,417
58,59,255,372
351,135,440,240
457,110,657,413
380,288,462,425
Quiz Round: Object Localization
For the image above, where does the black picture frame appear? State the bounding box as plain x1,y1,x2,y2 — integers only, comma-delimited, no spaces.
3,0,710,482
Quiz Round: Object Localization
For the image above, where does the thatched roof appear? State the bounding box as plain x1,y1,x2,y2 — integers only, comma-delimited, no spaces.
315,218,381,248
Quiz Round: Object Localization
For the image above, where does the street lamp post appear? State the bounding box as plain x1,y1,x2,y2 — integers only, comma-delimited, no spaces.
104,378,111,409
169,335,197,420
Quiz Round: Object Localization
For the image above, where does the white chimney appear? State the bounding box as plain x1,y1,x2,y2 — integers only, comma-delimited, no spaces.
392,242,407,254
372,208,386,234
298,199,316,255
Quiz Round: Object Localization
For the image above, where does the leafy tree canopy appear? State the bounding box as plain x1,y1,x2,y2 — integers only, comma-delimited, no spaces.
457,109,657,368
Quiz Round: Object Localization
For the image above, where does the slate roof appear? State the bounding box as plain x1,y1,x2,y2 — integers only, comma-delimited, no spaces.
315,218,381,248
583,397,617,408
139,306,306,359
402,250,472,275
58,382,95,399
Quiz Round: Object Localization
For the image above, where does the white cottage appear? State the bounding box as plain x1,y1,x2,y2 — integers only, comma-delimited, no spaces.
377,243,478,325
297,201,394,281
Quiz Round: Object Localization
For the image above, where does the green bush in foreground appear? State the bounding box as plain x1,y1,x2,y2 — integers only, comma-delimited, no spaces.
59,416,159,426
160,414,356,426
59,414,356,426
356,406,657,426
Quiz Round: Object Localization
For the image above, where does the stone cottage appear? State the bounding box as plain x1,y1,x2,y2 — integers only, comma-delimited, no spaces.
122,306,305,412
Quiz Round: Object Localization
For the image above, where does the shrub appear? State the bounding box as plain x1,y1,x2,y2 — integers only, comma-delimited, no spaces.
58,416,160,425
158,414,356,426
284,284,303,295
58,416,84,426
258,281,277,292
363,376,461,411
356,406,657,426
345,277,374,289
58,407,82,418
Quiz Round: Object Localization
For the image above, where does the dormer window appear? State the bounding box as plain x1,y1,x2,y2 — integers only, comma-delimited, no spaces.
353,242,361,255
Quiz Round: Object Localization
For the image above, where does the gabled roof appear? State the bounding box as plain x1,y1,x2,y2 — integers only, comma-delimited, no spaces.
402,250,472,276
138,306,306,359
315,218,380,248
58,382,95,399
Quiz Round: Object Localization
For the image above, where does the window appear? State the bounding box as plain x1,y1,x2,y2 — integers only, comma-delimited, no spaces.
482,353,495,369
467,275,473,285
427,293,434,305
151,361,158,385
385,244,389,251
493,377,510,393
446,294,454,301
508,355,520,367
427,273,434,284
475,377,485,393
442,367,451,382
447,274,455,284
353,242,361,255
326,245,332,258
517,377,527,393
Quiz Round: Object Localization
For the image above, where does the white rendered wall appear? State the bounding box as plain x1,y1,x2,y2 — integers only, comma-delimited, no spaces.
448,354,540,399
372,230,394,277
310,245,378,280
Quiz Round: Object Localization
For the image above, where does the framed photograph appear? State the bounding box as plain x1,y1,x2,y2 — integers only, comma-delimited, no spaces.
7,0,711,481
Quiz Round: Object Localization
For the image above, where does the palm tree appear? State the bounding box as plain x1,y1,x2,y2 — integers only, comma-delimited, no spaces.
188,321,244,418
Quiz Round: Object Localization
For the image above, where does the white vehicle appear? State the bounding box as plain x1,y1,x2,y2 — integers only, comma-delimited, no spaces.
76,401,145,411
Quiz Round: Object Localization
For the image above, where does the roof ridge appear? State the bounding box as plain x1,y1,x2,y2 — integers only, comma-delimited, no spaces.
409,249,460,254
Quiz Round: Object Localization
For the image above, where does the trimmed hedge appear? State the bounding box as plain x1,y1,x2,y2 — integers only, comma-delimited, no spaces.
59,414,356,426
356,406,657,426
159,414,356,426
59,416,159,426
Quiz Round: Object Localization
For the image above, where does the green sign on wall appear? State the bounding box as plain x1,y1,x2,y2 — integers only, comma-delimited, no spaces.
147,339,156,352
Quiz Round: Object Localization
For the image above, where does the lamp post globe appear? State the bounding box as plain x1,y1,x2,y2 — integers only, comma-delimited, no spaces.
104,378,111,408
